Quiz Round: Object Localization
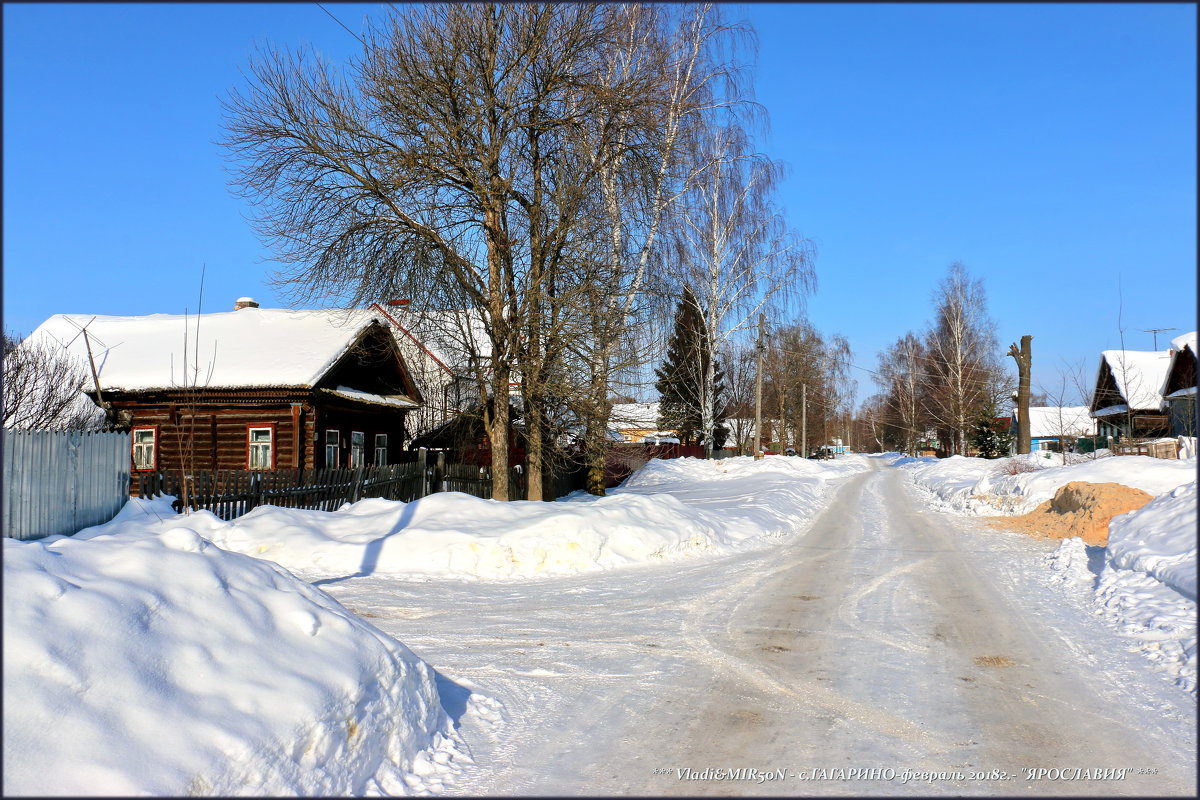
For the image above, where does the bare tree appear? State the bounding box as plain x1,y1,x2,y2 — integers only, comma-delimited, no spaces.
671,121,816,457
923,263,1007,456
2,330,105,431
874,332,926,455
567,3,750,493
719,340,757,454
222,3,766,499
223,4,678,499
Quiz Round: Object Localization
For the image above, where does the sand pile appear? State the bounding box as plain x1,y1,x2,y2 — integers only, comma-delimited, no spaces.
986,481,1154,546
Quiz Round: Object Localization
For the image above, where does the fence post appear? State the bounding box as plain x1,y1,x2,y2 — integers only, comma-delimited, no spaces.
435,450,445,495
350,465,365,503
418,447,428,498
251,471,264,512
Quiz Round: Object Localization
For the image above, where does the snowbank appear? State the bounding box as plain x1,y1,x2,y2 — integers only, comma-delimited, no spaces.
2,497,464,796
894,452,1195,516
1106,482,1197,602
1046,484,1198,695
74,455,870,583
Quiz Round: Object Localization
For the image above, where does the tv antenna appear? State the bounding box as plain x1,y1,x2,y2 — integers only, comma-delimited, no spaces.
1142,327,1178,350
62,317,114,423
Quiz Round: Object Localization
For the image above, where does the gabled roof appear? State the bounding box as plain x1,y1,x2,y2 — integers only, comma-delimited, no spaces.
609,402,660,430
370,304,491,375
1015,406,1095,438
24,308,399,393
1091,349,1171,413
1163,331,1197,399
1170,331,1196,354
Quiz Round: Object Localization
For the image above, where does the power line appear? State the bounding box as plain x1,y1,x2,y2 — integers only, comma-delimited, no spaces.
316,2,366,46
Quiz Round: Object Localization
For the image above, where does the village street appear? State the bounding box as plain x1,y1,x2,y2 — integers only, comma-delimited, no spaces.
319,463,1197,796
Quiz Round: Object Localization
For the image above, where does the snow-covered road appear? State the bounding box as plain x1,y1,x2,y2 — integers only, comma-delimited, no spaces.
319,463,1196,796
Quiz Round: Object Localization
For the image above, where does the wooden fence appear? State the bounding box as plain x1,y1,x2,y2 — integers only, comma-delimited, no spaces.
1112,439,1180,459
138,464,424,519
137,450,534,520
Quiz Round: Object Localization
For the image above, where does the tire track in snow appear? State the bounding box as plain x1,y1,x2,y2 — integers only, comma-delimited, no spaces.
678,467,960,757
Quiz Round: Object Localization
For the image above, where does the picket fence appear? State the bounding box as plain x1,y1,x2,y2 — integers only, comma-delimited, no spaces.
2,429,132,540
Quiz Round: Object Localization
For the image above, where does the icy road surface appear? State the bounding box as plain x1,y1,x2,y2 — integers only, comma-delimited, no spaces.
319,464,1196,796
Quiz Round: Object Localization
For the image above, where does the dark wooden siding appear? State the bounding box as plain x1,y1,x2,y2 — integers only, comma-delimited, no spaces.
315,403,407,468
106,389,409,474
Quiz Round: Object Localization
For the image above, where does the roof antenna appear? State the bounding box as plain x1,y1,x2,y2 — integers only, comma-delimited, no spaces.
1142,327,1178,350
62,316,114,425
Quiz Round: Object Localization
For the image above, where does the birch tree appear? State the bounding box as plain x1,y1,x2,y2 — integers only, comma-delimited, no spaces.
874,332,926,455
671,123,815,457
923,263,1006,456
569,3,749,493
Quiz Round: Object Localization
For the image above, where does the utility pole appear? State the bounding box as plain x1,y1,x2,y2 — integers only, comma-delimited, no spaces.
801,383,807,458
754,313,764,457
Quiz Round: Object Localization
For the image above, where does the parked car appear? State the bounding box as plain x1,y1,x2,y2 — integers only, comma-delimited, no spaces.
808,447,834,460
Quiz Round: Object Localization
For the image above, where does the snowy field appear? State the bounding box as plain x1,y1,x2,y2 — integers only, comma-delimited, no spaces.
887,451,1197,695
3,455,869,796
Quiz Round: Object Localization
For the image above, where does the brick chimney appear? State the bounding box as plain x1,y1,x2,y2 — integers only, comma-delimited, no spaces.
234,297,260,310
386,298,411,307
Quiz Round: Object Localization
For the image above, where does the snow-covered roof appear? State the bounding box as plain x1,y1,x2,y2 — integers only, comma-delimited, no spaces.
1092,403,1131,418
24,308,394,393
609,402,660,430
1096,349,1171,411
371,305,491,374
1015,406,1095,438
322,386,418,409
1170,331,1196,354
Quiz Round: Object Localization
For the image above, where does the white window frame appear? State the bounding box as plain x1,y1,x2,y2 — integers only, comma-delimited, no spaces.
132,427,156,471
350,431,365,468
248,426,274,470
374,433,388,466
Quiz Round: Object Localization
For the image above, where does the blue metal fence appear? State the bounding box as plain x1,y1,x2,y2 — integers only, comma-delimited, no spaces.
2,429,131,540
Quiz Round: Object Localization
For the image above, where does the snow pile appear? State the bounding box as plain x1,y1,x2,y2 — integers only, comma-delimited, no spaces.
896,453,1195,516
2,498,465,797
91,455,870,582
1044,537,1094,590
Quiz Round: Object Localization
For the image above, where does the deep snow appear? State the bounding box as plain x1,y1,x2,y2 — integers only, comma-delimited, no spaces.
3,455,869,795
2,498,466,796
3,451,1194,795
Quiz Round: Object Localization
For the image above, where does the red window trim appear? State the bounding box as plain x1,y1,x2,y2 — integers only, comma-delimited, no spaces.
131,424,158,472
246,423,277,471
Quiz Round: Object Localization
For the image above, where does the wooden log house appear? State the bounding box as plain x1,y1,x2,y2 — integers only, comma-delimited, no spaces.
1089,348,1171,442
29,300,422,480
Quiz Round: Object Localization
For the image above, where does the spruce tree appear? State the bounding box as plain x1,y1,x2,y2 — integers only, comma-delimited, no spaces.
655,288,727,448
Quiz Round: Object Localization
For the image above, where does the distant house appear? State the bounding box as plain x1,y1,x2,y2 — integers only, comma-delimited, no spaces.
24,300,422,474
608,402,675,443
1088,348,1172,442
368,301,492,446
1011,406,1095,452
1161,331,1197,438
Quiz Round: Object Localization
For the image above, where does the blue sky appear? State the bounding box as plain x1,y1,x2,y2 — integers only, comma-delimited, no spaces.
4,3,1195,406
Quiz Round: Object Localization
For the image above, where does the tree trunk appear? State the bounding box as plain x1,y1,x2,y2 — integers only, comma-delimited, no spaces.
1009,335,1033,455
